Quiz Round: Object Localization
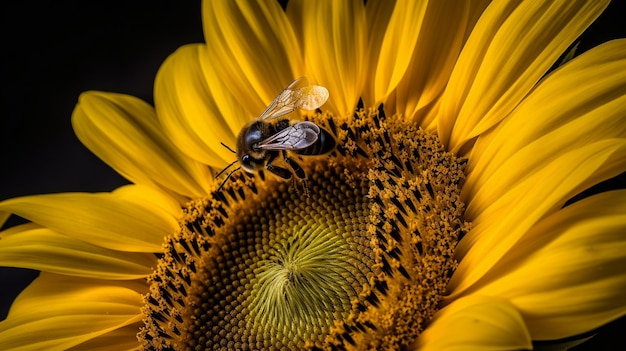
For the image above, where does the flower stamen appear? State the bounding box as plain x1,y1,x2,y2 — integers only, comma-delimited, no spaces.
140,105,469,350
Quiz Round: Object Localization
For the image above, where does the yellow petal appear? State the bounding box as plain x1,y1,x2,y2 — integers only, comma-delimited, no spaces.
439,0,610,152
154,44,248,169
366,0,428,103
0,273,145,351
72,90,212,198
0,186,179,252
112,184,183,219
393,0,491,125
203,0,303,116
0,224,156,279
66,323,142,351
360,0,397,106
288,0,366,115
412,295,531,351
449,139,626,298
463,39,626,209
466,191,626,340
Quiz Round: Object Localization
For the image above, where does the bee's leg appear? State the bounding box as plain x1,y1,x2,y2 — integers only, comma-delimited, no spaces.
282,151,306,179
265,152,292,180
266,165,292,180
299,179,310,197
282,151,309,196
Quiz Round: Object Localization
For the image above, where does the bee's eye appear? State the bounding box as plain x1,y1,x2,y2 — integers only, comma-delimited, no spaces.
241,154,251,165
240,154,256,173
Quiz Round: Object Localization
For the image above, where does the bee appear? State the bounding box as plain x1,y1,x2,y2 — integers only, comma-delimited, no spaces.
217,77,335,190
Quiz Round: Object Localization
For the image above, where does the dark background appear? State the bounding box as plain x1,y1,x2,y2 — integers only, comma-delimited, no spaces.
0,0,204,320
0,1,624,349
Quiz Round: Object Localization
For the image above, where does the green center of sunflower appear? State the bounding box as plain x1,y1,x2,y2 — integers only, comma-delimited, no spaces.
140,105,469,350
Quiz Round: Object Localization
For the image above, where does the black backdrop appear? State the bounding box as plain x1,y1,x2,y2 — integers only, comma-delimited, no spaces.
1,1,624,349
0,0,204,320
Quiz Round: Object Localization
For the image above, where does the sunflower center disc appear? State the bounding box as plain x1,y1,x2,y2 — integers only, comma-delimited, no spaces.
140,105,470,350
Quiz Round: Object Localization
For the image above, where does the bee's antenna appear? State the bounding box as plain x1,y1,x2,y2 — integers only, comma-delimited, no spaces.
217,167,241,191
216,143,239,191
215,159,238,178
221,142,236,154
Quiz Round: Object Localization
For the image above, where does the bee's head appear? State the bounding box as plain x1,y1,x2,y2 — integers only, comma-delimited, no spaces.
237,120,267,173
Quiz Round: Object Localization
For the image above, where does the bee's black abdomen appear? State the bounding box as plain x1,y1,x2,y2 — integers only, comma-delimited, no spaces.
296,127,336,156
316,128,336,154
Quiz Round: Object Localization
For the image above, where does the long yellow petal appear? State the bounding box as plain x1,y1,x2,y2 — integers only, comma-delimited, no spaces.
0,273,144,351
0,224,156,279
112,184,182,219
66,323,142,351
463,39,626,209
203,0,304,116
72,90,212,197
367,0,428,103
464,191,626,340
393,0,492,125
288,0,366,115
360,0,397,106
438,0,610,152
154,44,246,168
449,139,626,298
0,186,179,252
412,295,531,351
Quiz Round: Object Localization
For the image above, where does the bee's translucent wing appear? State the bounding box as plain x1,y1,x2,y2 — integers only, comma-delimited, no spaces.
256,121,320,150
258,77,329,121
298,85,329,110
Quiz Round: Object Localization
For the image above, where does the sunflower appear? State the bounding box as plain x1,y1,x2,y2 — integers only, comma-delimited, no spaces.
1,0,625,350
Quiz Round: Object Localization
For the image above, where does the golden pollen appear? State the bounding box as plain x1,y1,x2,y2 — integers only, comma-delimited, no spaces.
139,105,469,350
